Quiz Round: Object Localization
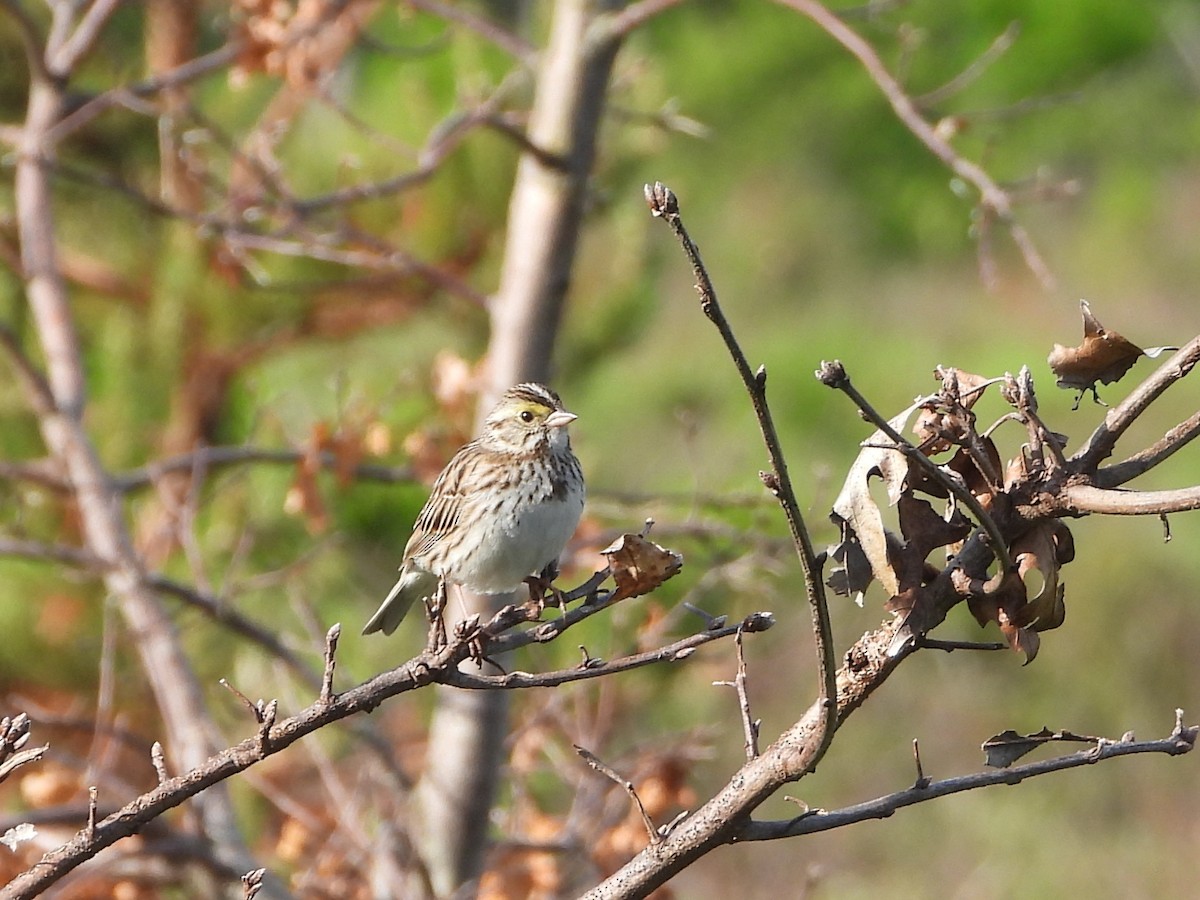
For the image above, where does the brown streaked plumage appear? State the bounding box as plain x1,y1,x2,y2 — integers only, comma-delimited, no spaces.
363,383,585,636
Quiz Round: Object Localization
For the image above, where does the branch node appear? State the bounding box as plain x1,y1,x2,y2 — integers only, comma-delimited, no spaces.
257,699,278,755
759,470,781,496
578,645,605,669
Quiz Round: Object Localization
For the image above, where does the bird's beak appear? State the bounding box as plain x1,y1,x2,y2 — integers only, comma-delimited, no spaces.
545,409,577,428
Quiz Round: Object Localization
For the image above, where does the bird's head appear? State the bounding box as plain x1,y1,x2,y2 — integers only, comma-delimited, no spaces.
481,382,576,455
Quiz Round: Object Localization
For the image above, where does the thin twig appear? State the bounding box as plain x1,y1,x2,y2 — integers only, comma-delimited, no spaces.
150,742,169,784
1093,409,1200,488
918,638,1007,652
320,625,341,705
575,745,661,845
47,0,122,76
915,21,1021,108
645,180,837,773
713,627,760,760
408,0,535,63
911,739,928,789
446,616,765,690
113,445,412,492
599,0,687,39
85,787,98,842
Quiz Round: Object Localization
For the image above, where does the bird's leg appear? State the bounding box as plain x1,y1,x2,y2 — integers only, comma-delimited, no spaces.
425,578,449,651
524,561,567,618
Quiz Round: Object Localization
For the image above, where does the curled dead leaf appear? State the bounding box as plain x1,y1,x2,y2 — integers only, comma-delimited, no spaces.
1048,300,1177,406
829,402,923,599
968,570,1039,662
1013,520,1072,632
982,727,1097,768
966,520,1073,663
913,367,996,454
601,534,683,603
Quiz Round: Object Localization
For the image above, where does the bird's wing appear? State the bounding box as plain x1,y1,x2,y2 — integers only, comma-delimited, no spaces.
403,441,486,562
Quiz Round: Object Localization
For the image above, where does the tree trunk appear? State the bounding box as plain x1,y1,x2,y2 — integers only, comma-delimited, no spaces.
414,0,622,893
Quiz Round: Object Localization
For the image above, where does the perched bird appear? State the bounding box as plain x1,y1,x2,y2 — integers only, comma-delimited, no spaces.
363,382,586,636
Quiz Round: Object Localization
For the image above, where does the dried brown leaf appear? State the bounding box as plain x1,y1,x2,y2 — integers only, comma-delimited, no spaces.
968,570,1039,662
898,494,971,569
601,534,683,603
830,402,922,598
1048,300,1176,399
1013,521,1071,632
982,727,1098,768
825,532,875,603
913,367,991,452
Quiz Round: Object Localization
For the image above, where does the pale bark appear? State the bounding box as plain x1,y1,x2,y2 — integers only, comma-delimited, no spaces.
415,0,623,893
9,3,283,895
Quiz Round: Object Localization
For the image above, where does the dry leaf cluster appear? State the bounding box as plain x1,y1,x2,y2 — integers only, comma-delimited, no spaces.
828,365,1072,661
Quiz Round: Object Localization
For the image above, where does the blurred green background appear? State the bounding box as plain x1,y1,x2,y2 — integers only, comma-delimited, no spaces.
2,0,1199,896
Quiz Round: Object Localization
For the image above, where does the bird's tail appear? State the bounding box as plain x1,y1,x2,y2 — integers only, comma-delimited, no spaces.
362,565,438,635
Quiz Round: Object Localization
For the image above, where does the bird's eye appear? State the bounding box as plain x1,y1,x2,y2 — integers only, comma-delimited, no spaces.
520,410,535,423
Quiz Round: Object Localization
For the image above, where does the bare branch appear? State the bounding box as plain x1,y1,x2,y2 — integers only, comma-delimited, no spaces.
598,0,686,39
645,181,837,774
408,0,535,64
1094,409,1200,488
444,616,763,690
47,0,123,77
915,21,1021,108
1059,483,1200,517
113,445,412,492
0,0,51,84
713,627,760,760
774,0,1054,289
739,714,1197,841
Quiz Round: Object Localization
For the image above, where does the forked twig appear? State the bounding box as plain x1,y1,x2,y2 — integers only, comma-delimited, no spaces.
713,627,760,760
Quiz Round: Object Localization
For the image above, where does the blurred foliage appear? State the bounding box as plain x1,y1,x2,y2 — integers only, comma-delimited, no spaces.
2,0,1200,897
